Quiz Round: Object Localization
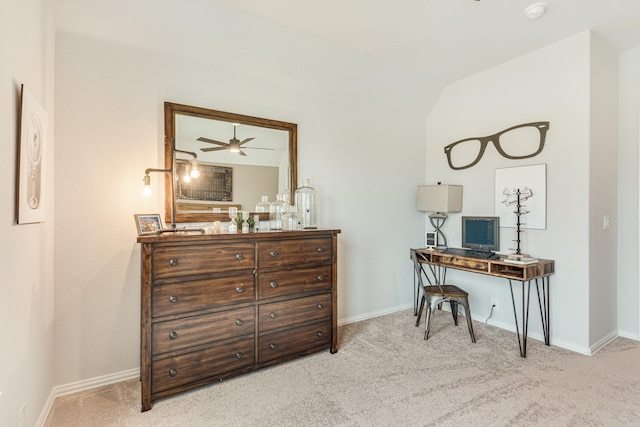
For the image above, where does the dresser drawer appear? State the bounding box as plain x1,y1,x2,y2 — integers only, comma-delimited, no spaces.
258,293,331,333
258,238,331,269
259,265,332,299
152,306,255,356
152,243,255,279
152,336,255,394
153,274,255,317
258,319,331,364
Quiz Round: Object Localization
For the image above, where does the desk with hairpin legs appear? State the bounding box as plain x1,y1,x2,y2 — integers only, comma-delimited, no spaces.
414,249,554,357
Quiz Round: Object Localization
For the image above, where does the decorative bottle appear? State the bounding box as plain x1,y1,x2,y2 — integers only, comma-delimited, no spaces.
256,195,270,212
269,194,286,230
256,195,271,231
295,179,318,229
282,205,298,231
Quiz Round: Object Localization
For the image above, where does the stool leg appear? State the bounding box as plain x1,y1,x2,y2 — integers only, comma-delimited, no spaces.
415,294,426,327
424,304,434,340
450,300,459,326
460,298,476,343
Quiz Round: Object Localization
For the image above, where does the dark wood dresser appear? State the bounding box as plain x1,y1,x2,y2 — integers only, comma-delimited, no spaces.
137,229,340,411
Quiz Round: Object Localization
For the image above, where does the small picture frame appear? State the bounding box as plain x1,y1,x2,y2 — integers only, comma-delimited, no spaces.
134,214,163,235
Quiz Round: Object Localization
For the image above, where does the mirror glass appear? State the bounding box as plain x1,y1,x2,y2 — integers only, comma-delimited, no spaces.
164,102,297,223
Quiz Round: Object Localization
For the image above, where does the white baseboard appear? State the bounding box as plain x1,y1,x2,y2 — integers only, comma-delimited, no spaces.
37,368,139,427
618,329,640,341
338,302,413,326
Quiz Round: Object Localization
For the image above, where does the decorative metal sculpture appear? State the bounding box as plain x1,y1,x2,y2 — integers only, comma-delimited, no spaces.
502,187,533,255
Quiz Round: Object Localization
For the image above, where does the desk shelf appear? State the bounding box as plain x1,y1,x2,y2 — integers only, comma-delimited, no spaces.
419,250,554,282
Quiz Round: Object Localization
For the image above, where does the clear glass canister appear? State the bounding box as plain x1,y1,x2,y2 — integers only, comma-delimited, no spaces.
282,205,298,231
256,195,271,231
256,195,271,212
269,194,287,230
295,179,318,229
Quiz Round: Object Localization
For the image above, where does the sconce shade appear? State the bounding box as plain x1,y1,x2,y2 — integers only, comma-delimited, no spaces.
417,184,462,213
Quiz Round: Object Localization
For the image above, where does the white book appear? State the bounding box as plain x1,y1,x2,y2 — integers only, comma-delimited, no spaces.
503,257,538,265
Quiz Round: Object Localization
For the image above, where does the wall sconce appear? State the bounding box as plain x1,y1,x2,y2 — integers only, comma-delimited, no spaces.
417,183,462,248
142,139,203,233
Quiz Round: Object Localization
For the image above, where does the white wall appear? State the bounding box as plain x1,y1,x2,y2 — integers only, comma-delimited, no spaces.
588,33,619,346
426,32,594,352
618,46,640,338
0,0,56,426
53,5,444,386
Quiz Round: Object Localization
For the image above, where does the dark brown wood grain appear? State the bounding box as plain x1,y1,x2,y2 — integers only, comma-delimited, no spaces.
139,229,340,411
152,306,255,356
258,319,332,364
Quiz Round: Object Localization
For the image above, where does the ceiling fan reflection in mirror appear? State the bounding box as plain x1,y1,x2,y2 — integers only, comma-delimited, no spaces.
198,123,273,156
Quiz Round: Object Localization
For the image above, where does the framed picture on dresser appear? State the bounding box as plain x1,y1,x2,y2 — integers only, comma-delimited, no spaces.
134,214,163,235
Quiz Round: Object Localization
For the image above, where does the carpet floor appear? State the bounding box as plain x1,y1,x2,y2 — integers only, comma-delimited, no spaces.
44,309,640,426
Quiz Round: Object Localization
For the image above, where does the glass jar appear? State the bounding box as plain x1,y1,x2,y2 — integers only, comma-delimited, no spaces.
269,194,287,230
256,195,271,213
282,205,298,231
295,179,317,229
255,196,270,231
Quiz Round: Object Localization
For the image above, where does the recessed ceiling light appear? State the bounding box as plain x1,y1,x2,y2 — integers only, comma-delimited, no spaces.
525,2,548,20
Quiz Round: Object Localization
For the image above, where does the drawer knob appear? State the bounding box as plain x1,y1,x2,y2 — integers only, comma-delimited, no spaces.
235,253,244,260
269,312,278,319
269,251,277,257
317,304,323,309
169,258,178,266
317,247,324,252
317,275,324,281
235,319,244,326
169,368,177,377
169,331,178,340
169,295,178,303
317,331,324,337
269,281,278,288
235,286,244,293
235,352,243,359
269,343,277,350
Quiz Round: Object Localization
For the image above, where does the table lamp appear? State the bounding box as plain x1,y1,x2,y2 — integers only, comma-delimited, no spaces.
417,183,462,248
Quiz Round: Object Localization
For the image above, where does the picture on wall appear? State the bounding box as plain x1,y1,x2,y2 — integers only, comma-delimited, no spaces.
494,164,547,229
17,84,48,224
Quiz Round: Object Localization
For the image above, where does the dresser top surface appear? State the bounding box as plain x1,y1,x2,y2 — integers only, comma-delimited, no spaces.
137,229,341,244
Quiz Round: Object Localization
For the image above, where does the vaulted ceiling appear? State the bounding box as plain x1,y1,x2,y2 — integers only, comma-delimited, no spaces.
55,0,640,83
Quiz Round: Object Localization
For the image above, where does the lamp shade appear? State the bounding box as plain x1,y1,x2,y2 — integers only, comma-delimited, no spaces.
417,184,462,213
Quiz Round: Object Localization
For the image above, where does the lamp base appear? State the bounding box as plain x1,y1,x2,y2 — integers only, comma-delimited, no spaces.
428,213,449,248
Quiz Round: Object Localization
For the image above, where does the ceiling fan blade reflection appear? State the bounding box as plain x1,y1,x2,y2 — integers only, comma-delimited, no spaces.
197,136,228,146
200,146,228,152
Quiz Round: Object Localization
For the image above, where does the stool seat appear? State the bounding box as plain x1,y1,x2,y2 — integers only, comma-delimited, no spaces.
425,285,468,298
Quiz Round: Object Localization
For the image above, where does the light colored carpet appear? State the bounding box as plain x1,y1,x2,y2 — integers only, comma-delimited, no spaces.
44,309,640,426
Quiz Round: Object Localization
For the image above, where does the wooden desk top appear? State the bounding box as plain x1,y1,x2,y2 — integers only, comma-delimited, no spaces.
416,248,554,282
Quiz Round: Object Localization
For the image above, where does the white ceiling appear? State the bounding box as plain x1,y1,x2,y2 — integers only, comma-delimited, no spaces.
55,0,640,83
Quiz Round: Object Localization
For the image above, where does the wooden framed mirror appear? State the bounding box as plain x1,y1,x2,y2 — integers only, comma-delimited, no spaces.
164,102,298,223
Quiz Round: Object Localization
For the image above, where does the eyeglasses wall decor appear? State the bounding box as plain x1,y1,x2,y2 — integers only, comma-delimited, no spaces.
444,121,549,170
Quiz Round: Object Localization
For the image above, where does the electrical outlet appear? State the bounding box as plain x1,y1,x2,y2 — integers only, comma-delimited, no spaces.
19,402,26,427
491,298,499,311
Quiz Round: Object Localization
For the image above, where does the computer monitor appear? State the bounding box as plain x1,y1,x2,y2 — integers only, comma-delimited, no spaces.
462,216,500,252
